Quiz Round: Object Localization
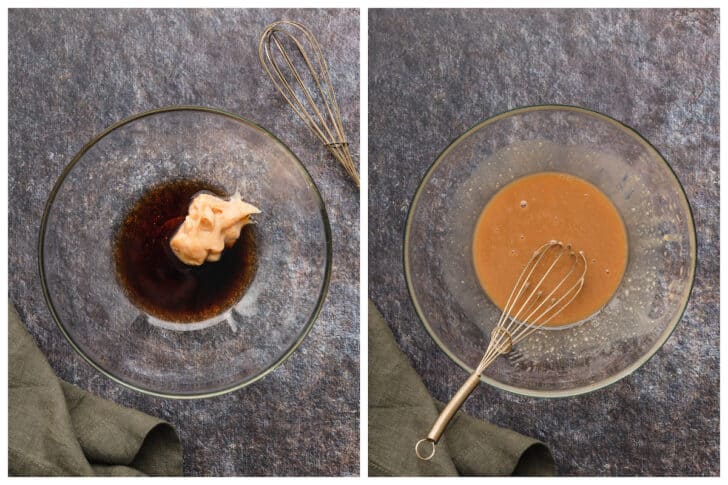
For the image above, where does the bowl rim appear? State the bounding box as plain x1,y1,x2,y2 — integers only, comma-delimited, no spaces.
403,104,697,398
38,105,333,399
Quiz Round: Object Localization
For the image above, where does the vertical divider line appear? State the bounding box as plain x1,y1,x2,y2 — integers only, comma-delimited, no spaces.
359,6,369,478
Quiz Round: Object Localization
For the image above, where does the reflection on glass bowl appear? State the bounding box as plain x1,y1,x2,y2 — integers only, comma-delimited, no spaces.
40,106,331,398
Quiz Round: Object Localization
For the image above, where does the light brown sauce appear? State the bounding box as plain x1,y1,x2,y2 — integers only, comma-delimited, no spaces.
472,172,628,326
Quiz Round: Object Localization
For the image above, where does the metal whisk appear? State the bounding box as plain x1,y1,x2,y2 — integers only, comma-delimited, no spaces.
259,20,359,188
415,240,587,461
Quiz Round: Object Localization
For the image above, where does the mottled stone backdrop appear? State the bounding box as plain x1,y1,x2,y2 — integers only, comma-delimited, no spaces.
9,9,359,476
369,9,718,476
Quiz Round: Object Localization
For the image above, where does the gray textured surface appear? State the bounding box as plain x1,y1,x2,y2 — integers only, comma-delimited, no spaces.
9,8,359,476
369,9,718,476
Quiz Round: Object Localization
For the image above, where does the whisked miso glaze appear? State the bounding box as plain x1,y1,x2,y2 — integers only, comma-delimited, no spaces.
114,179,257,323
472,172,628,326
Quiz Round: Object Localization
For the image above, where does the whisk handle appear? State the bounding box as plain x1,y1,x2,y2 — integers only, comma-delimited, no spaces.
415,371,481,460
428,371,481,441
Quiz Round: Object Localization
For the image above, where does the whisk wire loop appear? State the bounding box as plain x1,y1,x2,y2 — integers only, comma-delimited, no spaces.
477,242,562,372
269,29,338,144
482,243,587,373
504,243,564,327
510,247,577,333
259,20,359,187
264,30,330,141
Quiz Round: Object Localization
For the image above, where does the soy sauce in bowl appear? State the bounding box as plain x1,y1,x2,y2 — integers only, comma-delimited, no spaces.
113,179,257,323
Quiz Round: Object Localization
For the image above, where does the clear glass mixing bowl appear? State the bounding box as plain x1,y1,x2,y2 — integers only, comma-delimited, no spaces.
40,106,331,398
405,105,696,397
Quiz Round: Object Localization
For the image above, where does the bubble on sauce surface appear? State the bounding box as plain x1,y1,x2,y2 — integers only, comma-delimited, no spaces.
520,200,528,208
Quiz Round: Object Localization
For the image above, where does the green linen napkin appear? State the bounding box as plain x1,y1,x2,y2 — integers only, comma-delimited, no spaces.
368,300,557,476
9,303,183,476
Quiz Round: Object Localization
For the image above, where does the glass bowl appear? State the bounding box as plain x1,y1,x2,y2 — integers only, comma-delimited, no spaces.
39,106,331,398
404,105,696,397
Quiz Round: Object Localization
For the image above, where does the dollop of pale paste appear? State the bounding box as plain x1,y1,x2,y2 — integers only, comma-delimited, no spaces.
170,192,260,266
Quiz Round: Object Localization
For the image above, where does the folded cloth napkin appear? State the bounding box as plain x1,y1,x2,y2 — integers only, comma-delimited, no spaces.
368,300,557,476
9,303,183,476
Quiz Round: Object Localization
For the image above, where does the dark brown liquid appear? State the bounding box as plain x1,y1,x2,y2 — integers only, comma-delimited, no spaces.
114,179,257,322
